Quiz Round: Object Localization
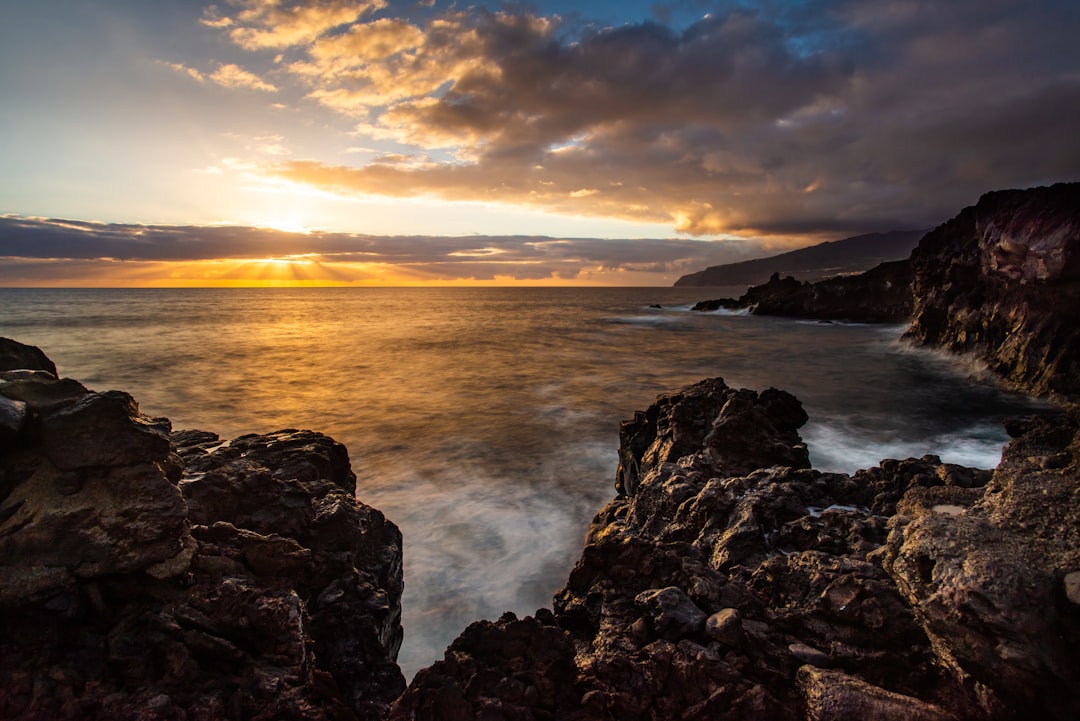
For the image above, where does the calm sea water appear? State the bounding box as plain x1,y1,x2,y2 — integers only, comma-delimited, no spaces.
0,287,1044,677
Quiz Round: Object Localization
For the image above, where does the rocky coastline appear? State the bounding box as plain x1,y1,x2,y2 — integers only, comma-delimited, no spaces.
0,348,404,720
2,184,1079,720
691,183,1080,399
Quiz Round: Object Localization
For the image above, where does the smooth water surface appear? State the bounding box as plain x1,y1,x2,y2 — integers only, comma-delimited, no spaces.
0,287,1044,677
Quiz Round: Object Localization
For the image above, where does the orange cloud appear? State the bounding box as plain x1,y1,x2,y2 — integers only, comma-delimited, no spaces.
163,60,277,93
210,63,278,92
205,0,386,50
192,1,1080,242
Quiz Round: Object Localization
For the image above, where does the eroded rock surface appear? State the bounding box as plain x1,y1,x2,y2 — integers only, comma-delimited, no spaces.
392,376,1078,721
906,183,1080,397
0,338,404,720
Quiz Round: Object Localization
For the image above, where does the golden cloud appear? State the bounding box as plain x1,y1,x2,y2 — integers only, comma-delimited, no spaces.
192,1,1080,241
210,63,278,92
214,0,387,50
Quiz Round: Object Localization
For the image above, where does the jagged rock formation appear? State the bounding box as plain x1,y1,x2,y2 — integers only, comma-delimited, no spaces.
691,183,1080,399
691,260,913,322
391,378,1080,721
0,338,404,720
906,183,1080,398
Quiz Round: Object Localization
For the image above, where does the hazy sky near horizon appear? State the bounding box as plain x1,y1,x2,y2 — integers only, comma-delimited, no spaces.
2,0,1079,286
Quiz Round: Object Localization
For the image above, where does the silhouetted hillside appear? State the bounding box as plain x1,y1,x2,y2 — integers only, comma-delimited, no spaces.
674,230,926,287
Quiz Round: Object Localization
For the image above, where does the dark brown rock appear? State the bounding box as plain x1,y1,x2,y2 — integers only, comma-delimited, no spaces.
0,371,89,415
0,395,27,441
396,362,1076,721
41,391,172,471
693,260,914,323
884,408,1080,720
0,337,57,376
0,345,406,721
906,183,1080,398
798,666,956,721
616,378,808,497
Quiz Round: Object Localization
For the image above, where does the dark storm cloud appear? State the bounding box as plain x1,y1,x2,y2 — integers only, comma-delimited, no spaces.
208,0,1080,240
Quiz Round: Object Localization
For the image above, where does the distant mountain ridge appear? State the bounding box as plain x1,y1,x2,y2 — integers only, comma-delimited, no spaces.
674,229,927,287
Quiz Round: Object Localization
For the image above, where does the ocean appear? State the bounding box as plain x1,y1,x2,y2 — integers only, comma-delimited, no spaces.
0,287,1045,678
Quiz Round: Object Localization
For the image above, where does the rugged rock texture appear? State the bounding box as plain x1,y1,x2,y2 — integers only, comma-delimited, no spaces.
885,408,1080,720
393,376,1078,720
694,183,1080,399
906,183,1080,398
0,338,404,720
691,260,914,322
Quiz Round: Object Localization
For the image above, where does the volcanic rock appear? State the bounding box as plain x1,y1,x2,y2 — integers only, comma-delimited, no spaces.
0,337,57,376
906,182,1080,397
0,343,405,720
692,260,914,322
393,375,1079,721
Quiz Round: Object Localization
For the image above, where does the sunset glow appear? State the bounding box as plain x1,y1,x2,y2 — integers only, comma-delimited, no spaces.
2,1,1078,286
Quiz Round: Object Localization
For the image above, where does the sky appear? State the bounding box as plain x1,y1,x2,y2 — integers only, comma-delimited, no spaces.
1,0,1078,286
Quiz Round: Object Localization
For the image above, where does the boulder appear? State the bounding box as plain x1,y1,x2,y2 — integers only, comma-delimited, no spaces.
797,666,956,721
0,385,190,606
0,371,89,415
885,408,1080,720
41,390,172,470
615,378,808,497
0,337,57,376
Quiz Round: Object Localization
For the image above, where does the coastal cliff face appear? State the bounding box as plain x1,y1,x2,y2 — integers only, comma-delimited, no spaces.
391,379,1080,721
0,339,404,720
692,182,1080,399
906,183,1080,398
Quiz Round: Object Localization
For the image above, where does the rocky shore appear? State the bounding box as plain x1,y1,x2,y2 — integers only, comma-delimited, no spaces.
3,335,1078,720
2,184,1078,720
692,183,1080,398
390,379,1079,721
0,343,404,720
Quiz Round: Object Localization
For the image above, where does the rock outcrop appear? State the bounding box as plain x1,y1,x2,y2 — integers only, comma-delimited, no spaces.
0,339,404,720
391,377,1079,721
692,260,914,322
906,183,1080,398
692,182,1080,398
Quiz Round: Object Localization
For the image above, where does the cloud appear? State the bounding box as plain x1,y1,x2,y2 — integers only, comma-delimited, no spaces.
210,63,278,92
203,0,387,50
195,0,1080,241
163,61,206,83
164,60,277,93
0,215,764,285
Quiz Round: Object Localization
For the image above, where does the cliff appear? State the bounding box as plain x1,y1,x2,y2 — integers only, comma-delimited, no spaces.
692,183,1080,398
906,183,1080,398
674,230,925,287
0,339,405,720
